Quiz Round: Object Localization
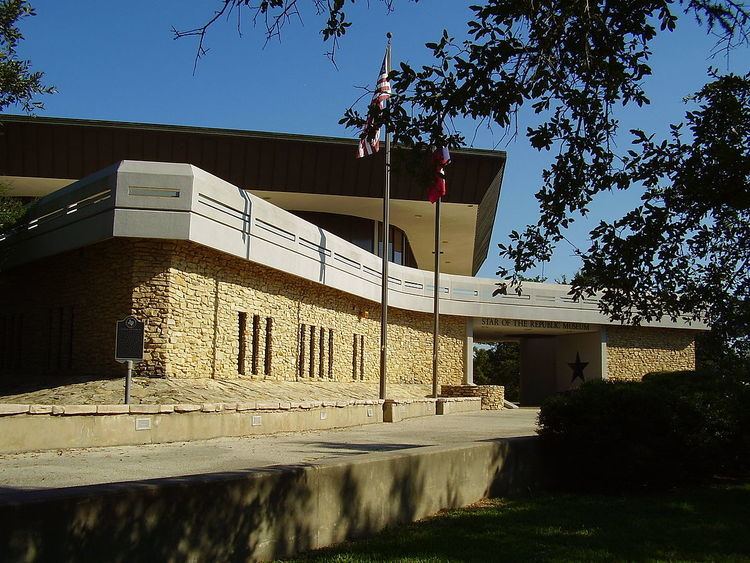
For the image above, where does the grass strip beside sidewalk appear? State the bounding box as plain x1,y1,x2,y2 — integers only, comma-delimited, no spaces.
291,481,750,562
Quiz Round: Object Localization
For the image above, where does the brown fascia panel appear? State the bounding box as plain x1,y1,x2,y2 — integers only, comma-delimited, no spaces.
472,160,506,276
0,115,507,272
0,115,506,206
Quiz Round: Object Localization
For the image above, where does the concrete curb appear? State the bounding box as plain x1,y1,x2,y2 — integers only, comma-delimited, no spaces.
0,397,481,454
0,398,393,417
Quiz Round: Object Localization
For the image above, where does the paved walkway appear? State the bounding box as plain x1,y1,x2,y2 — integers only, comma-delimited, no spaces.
0,409,538,500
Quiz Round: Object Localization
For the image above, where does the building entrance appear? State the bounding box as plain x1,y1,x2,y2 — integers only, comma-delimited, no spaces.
471,318,606,406
472,340,520,403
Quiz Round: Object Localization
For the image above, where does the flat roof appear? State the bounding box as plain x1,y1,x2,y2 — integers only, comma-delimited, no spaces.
0,114,505,204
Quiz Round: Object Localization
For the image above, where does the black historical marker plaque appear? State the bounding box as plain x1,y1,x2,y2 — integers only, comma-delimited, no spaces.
115,316,145,362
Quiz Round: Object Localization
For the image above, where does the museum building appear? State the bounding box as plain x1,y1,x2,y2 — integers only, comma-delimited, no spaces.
0,116,702,405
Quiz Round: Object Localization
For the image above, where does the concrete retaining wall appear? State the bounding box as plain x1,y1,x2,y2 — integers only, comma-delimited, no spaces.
436,397,482,415
0,401,384,454
441,385,505,410
0,397,483,453
382,397,482,421
0,436,547,562
383,398,436,422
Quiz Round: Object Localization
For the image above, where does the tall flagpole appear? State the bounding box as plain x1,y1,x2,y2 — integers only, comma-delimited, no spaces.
430,146,449,399
432,197,441,398
379,33,392,402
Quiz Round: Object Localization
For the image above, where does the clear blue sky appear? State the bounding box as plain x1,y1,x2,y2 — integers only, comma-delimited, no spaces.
10,1,749,279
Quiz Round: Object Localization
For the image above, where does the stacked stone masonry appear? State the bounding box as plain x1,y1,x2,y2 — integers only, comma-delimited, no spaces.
606,326,696,381
0,237,698,387
441,385,505,410
0,239,135,378
0,238,465,385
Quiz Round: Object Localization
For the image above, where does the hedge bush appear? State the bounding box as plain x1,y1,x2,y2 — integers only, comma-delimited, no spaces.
538,370,750,491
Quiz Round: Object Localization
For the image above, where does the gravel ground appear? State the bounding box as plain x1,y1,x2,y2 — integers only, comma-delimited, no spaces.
0,376,434,405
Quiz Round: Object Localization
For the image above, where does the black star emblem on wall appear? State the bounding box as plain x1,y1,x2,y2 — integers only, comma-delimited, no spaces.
568,352,588,384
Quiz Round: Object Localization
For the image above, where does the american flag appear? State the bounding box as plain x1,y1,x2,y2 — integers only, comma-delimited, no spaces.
357,53,391,158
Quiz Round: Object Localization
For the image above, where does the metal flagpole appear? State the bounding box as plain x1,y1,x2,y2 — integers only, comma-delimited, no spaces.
379,33,392,402
432,197,441,398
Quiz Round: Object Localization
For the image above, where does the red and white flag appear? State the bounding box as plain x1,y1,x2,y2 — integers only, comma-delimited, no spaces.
357,54,391,158
427,146,450,203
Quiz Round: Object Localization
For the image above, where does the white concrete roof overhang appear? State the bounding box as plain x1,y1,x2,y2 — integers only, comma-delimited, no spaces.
473,325,599,341
0,161,707,332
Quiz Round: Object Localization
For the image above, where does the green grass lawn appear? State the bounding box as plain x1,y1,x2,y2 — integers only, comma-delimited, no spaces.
292,481,750,562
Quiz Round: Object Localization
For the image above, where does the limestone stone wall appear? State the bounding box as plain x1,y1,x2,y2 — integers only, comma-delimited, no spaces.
130,240,173,377
606,326,696,381
161,241,465,384
0,238,465,385
441,385,504,410
0,239,135,378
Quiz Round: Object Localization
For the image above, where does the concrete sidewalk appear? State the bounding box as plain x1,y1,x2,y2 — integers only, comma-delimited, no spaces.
0,409,538,499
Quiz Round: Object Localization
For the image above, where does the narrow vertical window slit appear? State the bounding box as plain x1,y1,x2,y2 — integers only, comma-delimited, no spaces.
352,334,358,380
57,307,64,370
318,327,325,379
298,324,307,379
67,306,75,369
237,312,247,375
359,334,365,380
309,327,316,378
328,329,334,379
264,317,273,376
251,314,260,375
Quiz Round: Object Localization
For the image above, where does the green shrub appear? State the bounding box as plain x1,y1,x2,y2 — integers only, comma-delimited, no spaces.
538,371,750,491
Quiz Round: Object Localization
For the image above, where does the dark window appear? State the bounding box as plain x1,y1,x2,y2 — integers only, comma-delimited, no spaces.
359,334,365,380
291,211,416,267
377,222,416,268
14,314,23,371
351,220,374,253
328,329,334,379
0,313,20,371
264,317,273,376
352,333,365,380
238,312,247,375
377,222,386,262
0,315,5,370
393,229,404,266
45,307,72,372
352,334,358,380
67,308,74,369
318,327,325,379
252,314,260,375
309,326,316,378
298,324,307,378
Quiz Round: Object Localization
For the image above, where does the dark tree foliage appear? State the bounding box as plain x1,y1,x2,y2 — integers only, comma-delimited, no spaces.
0,191,23,230
579,73,750,356
177,1,750,352
172,0,399,68
0,0,53,112
473,342,519,401
539,372,750,490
